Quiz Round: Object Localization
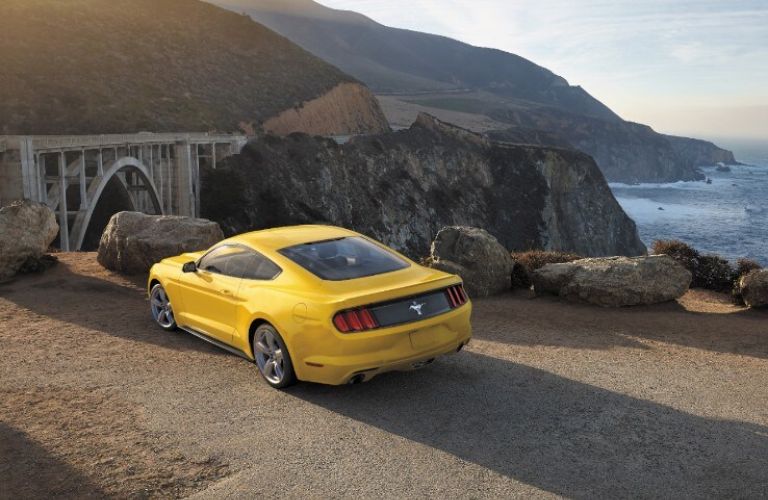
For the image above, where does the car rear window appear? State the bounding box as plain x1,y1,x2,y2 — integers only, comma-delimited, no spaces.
278,236,410,281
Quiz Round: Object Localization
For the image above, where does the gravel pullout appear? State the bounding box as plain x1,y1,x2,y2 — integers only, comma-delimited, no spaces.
1,253,766,498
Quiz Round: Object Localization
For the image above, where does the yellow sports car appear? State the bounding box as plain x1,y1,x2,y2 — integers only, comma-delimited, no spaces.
147,225,472,388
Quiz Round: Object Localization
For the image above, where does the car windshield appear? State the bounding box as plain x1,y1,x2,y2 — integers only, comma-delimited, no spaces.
279,236,410,281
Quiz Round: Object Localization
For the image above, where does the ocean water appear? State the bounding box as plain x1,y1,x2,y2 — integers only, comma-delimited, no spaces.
610,141,768,265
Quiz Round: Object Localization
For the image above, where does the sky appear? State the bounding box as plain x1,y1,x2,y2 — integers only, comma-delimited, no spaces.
318,0,768,142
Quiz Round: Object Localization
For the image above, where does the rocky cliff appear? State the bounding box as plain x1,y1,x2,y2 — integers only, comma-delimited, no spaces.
664,135,739,168
263,82,390,136
214,0,739,183
557,120,706,183
486,109,735,183
201,114,646,258
485,108,708,182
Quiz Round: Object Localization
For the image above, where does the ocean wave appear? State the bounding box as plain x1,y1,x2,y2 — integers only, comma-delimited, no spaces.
610,179,719,191
613,196,711,219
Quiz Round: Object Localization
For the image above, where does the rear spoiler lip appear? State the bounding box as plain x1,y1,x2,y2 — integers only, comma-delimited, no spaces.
333,276,464,311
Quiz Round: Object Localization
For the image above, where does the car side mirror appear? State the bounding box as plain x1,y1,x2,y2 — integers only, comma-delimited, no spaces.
182,261,197,273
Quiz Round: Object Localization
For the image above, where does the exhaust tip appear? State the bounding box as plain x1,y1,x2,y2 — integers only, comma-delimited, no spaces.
347,374,365,385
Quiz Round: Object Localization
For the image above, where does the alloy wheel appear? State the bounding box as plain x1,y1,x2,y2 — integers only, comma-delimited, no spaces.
150,285,176,329
254,329,285,385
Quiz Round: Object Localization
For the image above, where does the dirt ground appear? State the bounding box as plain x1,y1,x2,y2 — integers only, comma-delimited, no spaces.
1,253,767,499
377,95,509,132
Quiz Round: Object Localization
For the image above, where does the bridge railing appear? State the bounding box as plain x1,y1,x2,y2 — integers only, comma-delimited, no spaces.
0,133,247,152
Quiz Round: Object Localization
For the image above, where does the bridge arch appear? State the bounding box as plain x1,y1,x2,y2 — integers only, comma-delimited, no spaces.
70,157,163,251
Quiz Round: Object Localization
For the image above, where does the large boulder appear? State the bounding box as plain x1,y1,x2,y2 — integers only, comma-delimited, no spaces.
0,200,58,281
428,226,514,297
739,270,768,308
532,255,692,307
97,212,224,275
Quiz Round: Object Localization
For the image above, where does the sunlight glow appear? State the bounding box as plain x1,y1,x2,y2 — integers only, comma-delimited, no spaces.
319,0,768,139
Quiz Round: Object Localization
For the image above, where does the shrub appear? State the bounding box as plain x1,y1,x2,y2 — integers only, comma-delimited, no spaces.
735,258,763,278
651,240,699,273
510,250,583,288
18,254,58,275
654,239,766,301
732,259,764,304
693,254,734,293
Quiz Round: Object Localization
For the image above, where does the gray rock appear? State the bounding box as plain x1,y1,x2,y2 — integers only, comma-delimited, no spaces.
0,200,58,281
532,255,692,307
739,270,768,308
428,226,514,298
97,212,224,275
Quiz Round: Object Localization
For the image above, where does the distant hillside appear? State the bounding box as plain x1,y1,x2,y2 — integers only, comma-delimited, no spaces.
0,0,388,135
212,0,620,122
215,0,738,183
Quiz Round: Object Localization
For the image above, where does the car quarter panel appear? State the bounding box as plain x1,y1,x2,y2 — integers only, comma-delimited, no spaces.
229,281,305,359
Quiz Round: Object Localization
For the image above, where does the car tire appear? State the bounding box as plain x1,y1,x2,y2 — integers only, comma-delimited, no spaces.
150,283,178,332
252,324,297,389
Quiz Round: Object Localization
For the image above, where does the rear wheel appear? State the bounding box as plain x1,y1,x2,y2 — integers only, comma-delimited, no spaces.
150,284,177,331
252,324,296,389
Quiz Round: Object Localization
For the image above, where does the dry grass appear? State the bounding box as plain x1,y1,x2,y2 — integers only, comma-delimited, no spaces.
0,0,353,135
510,250,583,288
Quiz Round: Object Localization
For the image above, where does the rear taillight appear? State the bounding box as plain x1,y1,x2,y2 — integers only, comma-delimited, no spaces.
446,284,468,308
333,307,380,333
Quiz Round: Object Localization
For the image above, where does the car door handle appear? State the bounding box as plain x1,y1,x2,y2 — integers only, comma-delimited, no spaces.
220,289,233,296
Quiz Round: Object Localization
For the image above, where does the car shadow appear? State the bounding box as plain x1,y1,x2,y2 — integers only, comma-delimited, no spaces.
289,351,768,498
0,423,106,498
0,261,227,357
475,292,768,359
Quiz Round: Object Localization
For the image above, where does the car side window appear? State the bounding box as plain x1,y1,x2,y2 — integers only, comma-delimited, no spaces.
198,245,280,280
242,252,282,281
198,245,247,277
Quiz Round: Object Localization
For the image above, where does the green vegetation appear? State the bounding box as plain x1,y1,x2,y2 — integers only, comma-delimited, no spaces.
735,258,763,278
650,240,700,273
18,254,58,275
510,250,583,289
651,239,764,302
695,255,735,293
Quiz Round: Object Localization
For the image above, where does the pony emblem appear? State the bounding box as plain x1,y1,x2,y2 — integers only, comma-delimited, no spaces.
409,301,426,316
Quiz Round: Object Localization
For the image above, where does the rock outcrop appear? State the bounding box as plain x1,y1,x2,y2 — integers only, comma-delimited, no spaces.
487,111,713,183
202,114,646,259
263,82,390,136
427,226,514,297
97,212,224,275
0,200,58,281
532,255,692,307
664,135,739,169
739,270,768,308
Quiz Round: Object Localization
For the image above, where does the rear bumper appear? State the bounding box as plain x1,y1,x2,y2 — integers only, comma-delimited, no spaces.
294,304,472,385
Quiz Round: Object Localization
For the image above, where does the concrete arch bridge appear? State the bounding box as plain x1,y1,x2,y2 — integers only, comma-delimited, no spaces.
0,133,247,251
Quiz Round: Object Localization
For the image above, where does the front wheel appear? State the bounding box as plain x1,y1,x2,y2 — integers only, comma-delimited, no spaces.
252,324,296,389
150,284,177,331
